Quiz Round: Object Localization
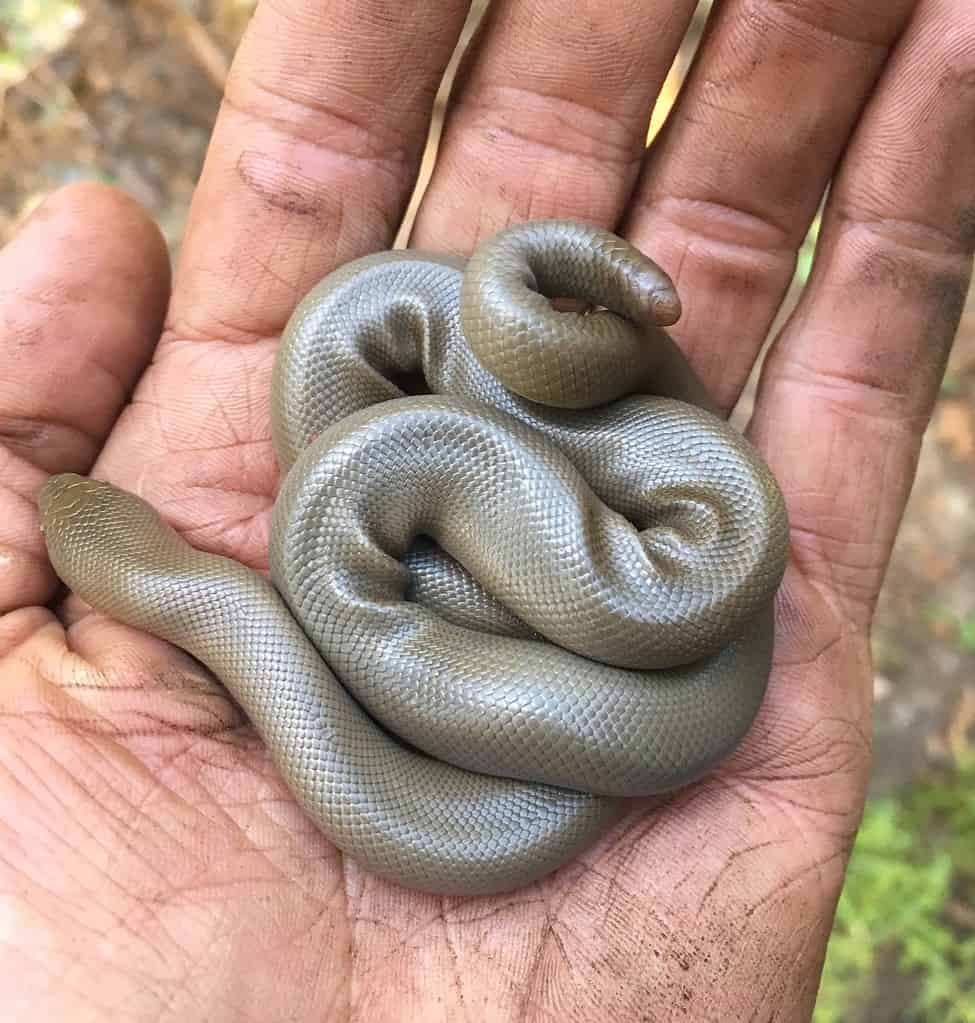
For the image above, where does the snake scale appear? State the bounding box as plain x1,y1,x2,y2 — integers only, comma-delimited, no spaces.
39,220,788,895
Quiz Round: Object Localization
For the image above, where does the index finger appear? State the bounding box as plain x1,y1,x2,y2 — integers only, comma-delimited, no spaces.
168,0,473,343
93,1,472,566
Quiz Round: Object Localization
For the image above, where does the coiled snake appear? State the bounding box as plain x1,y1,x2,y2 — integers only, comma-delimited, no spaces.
40,220,788,895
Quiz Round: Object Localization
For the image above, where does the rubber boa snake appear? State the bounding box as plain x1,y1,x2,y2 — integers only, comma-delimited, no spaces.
39,220,788,895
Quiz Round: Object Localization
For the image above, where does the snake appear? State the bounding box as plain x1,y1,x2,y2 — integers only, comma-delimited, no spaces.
39,220,788,896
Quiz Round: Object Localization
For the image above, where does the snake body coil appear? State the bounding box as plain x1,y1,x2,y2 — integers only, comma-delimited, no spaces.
40,220,788,895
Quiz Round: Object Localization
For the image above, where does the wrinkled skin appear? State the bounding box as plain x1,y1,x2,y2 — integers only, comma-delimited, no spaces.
1,0,973,1020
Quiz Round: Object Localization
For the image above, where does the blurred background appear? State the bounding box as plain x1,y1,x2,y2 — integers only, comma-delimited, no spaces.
1,1,973,1018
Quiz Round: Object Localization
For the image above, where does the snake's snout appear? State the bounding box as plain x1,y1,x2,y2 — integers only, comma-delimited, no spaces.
40,473,173,570
39,474,128,592
39,473,105,532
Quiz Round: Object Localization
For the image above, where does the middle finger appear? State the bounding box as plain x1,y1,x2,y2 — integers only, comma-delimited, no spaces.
411,0,700,253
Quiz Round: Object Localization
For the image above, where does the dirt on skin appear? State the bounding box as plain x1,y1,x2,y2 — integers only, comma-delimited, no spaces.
4,0,974,799
1,1,973,1013
3,0,973,792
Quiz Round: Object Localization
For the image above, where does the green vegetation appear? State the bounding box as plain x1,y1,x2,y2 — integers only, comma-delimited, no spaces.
922,604,975,653
960,621,975,655
796,213,822,287
816,762,975,1023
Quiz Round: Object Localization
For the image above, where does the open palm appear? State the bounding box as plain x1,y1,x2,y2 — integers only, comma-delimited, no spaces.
2,2,973,1020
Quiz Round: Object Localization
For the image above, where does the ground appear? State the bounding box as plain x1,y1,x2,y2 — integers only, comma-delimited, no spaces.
2,1,973,1019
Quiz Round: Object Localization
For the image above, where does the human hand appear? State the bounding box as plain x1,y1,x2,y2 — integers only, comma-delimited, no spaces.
1,1,972,1020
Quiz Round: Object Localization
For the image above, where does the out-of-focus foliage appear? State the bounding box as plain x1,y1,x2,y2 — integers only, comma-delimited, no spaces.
0,0,83,86
0,0,255,243
796,213,821,287
816,761,975,1023
923,605,975,653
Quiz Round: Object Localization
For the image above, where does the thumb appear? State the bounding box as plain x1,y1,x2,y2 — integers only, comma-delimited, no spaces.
0,183,170,617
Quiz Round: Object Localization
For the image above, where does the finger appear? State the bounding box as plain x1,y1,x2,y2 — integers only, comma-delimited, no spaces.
751,0,975,625
0,607,60,661
1,185,170,472
622,0,919,413
410,0,700,253
93,0,473,568
0,183,170,613
167,0,472,345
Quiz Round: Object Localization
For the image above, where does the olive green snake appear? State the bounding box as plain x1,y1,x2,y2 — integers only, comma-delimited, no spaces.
39,220,788,896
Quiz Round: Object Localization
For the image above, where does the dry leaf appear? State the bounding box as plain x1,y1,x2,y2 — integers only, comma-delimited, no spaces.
936,399,975,461
918,543,956,583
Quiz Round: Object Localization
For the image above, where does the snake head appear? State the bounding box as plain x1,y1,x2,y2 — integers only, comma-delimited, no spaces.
39,474,191,617
39,473,160,552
